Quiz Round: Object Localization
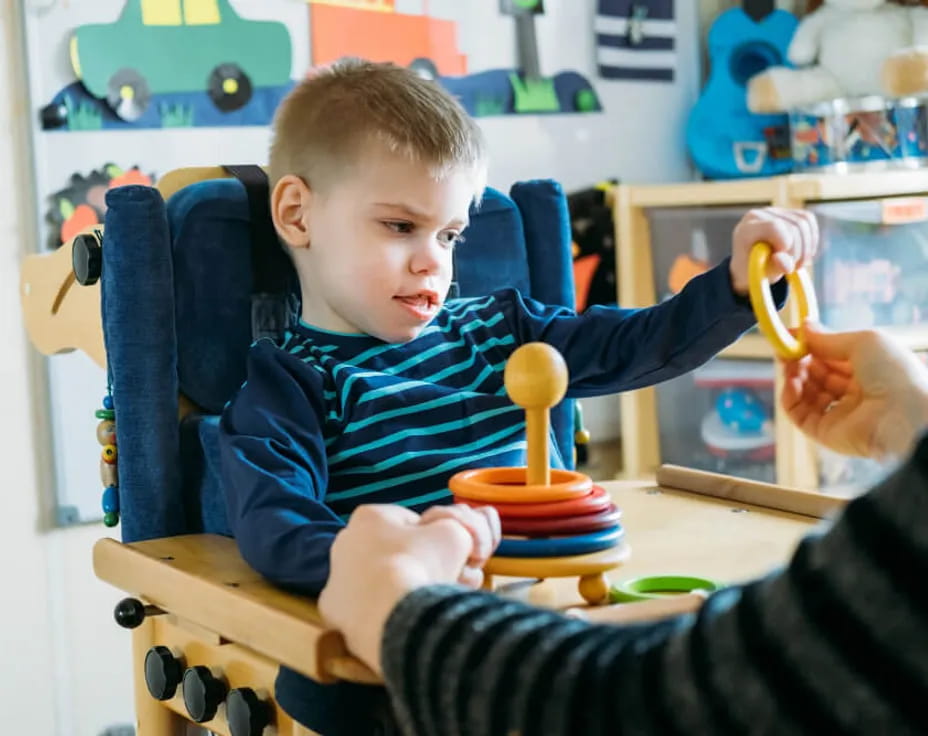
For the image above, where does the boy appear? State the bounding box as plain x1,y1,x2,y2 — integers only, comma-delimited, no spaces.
218,59,817,733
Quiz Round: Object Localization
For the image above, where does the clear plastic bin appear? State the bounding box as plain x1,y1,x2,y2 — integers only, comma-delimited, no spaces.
811,198,928,330
645,205,757,304
655,358,776,483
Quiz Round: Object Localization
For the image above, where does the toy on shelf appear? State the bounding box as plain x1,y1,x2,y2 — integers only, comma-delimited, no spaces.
696,363,776,466
748,0,928,114
748,241,819,360
654,358,776,484
450,342,627,605
789,94,928,172
686,0,797,179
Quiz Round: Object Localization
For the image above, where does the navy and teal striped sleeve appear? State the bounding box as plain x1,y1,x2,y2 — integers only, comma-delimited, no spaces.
503,257,786,397
218,340,344,595
380,435,928,735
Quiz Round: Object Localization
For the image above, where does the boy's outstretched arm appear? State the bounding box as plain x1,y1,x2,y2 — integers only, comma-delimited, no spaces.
218,341,343,596
509,260,779,395
511,207,816,395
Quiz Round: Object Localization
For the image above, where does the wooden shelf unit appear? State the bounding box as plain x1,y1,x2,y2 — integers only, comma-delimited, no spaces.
612,171,928,490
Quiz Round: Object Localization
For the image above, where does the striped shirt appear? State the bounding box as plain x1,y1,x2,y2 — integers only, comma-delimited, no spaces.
383,436,928,735
218,261,779,733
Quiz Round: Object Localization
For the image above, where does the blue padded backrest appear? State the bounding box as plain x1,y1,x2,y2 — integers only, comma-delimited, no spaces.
169,179,284,414
103,179,576,542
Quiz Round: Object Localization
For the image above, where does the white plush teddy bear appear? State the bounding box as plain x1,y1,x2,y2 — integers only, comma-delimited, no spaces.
748,0,928,113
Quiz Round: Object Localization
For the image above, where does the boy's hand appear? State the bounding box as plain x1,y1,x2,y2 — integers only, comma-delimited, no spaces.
420,503,501,587
729,207,819,296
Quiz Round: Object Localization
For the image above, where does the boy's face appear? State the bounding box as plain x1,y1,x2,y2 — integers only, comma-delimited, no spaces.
280,146,477,343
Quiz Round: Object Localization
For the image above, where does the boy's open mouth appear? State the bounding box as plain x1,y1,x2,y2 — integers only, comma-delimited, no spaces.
394,290,440,318
395,291,439,307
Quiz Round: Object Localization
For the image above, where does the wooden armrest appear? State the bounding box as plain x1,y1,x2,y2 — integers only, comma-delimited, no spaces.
92,533,380,685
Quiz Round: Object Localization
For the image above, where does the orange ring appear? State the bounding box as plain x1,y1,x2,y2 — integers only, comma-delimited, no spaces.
449,467,592,503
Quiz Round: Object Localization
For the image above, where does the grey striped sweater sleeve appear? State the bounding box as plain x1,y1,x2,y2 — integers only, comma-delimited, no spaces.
381,436,928,735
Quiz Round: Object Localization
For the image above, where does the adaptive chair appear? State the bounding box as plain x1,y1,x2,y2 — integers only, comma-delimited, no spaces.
20,166,579,735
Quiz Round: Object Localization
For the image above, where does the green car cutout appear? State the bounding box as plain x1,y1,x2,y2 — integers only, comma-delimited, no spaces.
70,0,292,120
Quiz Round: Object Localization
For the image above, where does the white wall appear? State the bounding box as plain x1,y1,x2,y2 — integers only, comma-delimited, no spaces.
1,1,135,734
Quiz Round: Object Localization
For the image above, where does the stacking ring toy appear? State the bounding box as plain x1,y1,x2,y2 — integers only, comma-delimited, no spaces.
448,342,629,604
456,484,612,518
496,525,624,558
450,467,592,504
609,574,725,603
748,241,819,361
500,506,622,536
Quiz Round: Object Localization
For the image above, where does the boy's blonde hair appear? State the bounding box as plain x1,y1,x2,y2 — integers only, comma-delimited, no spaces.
269,58,487,197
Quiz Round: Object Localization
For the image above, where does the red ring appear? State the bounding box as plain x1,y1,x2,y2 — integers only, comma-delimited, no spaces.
500,505,622,536
455,484,611,518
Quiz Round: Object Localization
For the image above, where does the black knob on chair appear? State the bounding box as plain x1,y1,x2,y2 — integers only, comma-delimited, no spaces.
72,232,103,286
183,665,228,723
144,646,184,701
113,597,163,629
227,688,271,736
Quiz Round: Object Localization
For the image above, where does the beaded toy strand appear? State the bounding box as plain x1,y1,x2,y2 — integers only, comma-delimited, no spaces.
96,388,119,527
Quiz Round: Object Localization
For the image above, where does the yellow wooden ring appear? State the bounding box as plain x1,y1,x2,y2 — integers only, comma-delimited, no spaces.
748,242,819,361
483,543,630,577
450,467,592,503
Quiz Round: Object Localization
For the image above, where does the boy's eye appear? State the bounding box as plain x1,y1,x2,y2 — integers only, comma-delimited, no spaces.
438,230,464,248
384,220,414,234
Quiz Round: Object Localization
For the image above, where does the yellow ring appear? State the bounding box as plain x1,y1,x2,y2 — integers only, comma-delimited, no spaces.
748,242,819,361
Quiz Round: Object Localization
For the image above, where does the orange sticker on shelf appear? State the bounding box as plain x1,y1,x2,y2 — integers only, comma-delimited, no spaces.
881,197,928,224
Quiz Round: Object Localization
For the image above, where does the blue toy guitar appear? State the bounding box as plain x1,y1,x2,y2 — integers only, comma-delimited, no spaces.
686,0,798,179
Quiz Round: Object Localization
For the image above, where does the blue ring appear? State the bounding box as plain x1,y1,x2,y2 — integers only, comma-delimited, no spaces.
495,524,624,558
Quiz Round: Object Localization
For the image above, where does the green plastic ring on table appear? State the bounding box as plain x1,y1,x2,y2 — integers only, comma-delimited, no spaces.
609,575,726,603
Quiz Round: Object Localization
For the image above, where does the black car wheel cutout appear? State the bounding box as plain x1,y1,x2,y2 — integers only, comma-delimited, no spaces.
106,68,151,121
208,63,253,112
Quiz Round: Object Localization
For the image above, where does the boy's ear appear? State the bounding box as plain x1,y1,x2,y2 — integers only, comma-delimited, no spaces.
271,175,312,249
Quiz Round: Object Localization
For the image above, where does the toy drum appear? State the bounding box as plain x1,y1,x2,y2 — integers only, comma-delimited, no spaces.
893,95,928,164
790,95,928,172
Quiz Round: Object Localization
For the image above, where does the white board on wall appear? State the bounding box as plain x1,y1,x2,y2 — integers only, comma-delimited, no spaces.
23,0,309,524
22,0,701,524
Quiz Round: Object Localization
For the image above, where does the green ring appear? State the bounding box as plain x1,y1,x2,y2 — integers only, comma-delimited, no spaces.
609,575,725,603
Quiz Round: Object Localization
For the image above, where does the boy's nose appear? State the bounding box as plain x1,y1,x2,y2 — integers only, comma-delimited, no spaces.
409,238,444,274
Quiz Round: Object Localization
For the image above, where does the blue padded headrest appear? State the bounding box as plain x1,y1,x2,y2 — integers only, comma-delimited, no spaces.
165,179,531,413
455,189,531,298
